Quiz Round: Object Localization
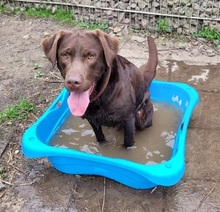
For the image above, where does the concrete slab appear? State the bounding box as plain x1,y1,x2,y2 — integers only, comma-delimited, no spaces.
14,167,78,211
185,128,220,180
169,61,220,91
171,180,220,212
189,92,220,129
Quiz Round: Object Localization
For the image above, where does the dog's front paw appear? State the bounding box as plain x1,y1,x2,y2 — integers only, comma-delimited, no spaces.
123,140,135,148
97,139,107,144
126,145,137,150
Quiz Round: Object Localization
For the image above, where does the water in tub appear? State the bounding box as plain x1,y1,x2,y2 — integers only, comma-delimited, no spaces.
50,101,183,164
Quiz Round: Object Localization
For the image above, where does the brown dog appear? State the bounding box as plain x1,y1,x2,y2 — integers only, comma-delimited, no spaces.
41,29,157,148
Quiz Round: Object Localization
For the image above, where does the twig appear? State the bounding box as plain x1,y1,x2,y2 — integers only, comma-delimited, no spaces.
9,164,28,176
51,88,63,93
150,186,157,194
0,179,14,186
71,188,78,195
31,91,41,97
44,80,63,83
193,188,215,212
0,178,35,187
7,150,13,164
49,71,62,80
31,113,39,121
95,189,102,212
0,122,7,129
0,189,7,198
101,178,106,212
14,181,35,186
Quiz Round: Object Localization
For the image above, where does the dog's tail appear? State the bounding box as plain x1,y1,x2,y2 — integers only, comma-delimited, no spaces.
143,37,158,89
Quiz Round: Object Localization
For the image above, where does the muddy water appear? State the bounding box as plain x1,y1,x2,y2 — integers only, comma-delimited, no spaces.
50,102,182,164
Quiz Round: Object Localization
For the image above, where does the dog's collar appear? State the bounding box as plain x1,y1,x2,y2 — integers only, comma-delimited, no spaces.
90,67,111,102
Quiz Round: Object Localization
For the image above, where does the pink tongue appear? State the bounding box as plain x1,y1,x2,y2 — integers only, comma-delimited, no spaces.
67,89,90,117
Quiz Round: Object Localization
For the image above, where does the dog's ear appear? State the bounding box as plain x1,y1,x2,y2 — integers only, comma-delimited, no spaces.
41,31,67,68
92,29,120,67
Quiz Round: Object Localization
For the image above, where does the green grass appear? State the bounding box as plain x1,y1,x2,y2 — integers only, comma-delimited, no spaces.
0,167,8,179
0,4,108,31
24,7,73,24
76,21,108,31
33,63,42,70
34,71,44,78
193,27,220,44
0,5,4,13
0,98,36,125
154,18,172,33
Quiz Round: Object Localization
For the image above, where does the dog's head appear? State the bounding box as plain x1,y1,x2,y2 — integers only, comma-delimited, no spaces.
41,29,120,116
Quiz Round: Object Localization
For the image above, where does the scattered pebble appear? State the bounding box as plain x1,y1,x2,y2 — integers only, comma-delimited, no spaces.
23,35,30,39
14,150,20,154
113,26,122,34
52,6,58,14
177,43,186,49
131,35,146,43
193,41,199,46
43,31,50,37
206,49,215,57
197,38,207,43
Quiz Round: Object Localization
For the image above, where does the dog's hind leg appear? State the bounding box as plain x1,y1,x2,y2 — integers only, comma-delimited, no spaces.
135,99,153,130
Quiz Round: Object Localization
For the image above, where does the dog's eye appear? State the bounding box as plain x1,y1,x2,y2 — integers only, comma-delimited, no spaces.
88,53,95,60
61,52,69,59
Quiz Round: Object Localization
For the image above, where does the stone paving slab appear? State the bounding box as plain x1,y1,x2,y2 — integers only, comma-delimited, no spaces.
169,61,220,91
170,180,220,212
189,92,220,129
185,128,220,180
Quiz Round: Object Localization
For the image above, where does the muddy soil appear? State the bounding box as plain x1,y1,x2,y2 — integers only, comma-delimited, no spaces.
0,13,220,211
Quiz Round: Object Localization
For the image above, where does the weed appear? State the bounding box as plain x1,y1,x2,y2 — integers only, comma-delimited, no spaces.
155,19,172,33
0,4,20,14
0,5,4,13
130,28,146,34
53,7,74,24
0,167,8,179
25,7,73,24
0,98,36,125
34,71,44,78
193,27,220,44
76,21,108,31
33,63,41,70
130,28,139,33
0,4,109,31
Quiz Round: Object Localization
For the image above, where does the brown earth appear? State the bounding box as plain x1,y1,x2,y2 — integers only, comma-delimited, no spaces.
0,13,220,211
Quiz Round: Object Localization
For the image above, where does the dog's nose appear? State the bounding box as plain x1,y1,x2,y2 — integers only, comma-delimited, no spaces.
65,77,82,89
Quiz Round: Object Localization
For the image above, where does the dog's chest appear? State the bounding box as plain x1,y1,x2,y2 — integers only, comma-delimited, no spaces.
84,103,126,127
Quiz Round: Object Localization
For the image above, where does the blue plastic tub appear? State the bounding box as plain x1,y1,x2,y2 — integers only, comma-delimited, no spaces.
22,80,199,189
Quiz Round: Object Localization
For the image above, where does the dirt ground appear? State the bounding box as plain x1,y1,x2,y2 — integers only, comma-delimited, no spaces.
0,13,220,211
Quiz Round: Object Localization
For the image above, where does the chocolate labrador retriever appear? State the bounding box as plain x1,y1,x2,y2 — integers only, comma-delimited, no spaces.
41,29,157,148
